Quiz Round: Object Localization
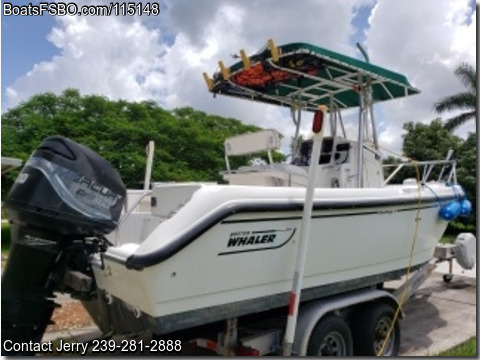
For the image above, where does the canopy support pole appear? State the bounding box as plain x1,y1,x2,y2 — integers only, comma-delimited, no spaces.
337,105,347,138
291,101,302,157
356,42,380,156
356,73,365,188
370,97,381,157
329,94,336,137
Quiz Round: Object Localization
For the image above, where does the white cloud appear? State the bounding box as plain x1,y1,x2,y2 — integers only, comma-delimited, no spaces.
4,15,167,108
365,0,476,152
155,0,370,153
3,0,476,156
4,1,365,143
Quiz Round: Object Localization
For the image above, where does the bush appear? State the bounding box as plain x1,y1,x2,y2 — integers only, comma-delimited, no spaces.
446,221,476,235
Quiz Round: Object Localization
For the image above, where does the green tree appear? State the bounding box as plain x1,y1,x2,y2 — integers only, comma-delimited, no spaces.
403,119,461,160
455,133,476,226
1,89,281,200
402,119,475,228
434,63,476,132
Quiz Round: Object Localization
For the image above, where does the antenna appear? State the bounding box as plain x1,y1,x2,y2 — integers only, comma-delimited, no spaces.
356,42,369,63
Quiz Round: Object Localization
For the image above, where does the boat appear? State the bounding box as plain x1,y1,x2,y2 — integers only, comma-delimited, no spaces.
2,40,470,353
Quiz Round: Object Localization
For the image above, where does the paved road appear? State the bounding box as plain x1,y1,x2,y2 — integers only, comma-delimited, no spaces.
43,272,476,356
399,272,476,356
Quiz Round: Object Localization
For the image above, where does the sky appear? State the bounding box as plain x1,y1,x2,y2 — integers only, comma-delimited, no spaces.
1,0,477,154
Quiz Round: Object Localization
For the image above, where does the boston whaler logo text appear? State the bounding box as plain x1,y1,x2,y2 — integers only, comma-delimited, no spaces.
219,228,296,255
228,230,276,247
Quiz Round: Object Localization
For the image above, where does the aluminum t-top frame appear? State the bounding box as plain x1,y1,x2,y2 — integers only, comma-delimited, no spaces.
204,39,420,188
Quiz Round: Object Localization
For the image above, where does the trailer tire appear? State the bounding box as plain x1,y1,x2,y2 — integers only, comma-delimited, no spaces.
306,314,353,356
352,303,400,356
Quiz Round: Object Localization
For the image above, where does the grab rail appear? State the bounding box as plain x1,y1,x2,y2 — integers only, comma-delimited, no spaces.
382,159,457,186
120,190,152,223
114,190,151,245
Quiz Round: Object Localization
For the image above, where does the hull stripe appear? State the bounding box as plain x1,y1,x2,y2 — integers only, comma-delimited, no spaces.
221,204,438,224
122,198,450,270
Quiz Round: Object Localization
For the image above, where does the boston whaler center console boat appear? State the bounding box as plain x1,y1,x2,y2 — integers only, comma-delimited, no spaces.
2,40,473,356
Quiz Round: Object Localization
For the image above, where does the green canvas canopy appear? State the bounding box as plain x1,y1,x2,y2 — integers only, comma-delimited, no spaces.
208,42,419,112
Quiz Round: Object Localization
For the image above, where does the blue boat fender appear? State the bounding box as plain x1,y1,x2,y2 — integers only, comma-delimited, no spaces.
439,200,461,221
459,198,472,217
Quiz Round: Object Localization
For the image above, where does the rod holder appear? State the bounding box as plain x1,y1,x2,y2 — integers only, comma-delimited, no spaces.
203,72,213,90
268,38,280,62
219,61,231,80
240,49,251,69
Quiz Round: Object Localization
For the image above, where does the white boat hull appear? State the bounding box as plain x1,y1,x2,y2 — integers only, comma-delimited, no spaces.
87,183,456,334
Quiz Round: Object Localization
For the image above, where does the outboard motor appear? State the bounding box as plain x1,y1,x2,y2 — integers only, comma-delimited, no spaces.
2,136,125,355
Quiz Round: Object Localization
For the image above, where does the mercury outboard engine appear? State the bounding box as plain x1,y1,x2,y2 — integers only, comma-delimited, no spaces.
2,136,125,355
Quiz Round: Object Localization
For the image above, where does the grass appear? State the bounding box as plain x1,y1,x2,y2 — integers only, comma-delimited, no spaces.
437,337,476,356
439,235,457,244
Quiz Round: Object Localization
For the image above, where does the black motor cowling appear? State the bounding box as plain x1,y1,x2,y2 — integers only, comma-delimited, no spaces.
2,136,126,355
4,136,126,236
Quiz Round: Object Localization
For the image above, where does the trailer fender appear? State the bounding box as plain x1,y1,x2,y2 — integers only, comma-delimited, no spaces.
292,288,401,356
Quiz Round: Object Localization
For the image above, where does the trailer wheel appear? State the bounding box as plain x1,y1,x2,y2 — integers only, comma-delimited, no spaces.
352,303,400,356
307,314,353,356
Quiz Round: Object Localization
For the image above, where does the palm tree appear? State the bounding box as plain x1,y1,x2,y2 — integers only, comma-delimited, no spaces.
434,63,476,131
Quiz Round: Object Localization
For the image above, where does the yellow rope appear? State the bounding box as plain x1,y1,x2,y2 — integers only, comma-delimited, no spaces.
376,146,422,356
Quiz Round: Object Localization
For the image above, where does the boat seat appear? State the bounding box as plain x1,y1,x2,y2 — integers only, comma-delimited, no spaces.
224,129,281,173
234,163,306,176
320,137,334,164
222,129,309,186
294,137,351,166
223,163,308,187
334,142,351,164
